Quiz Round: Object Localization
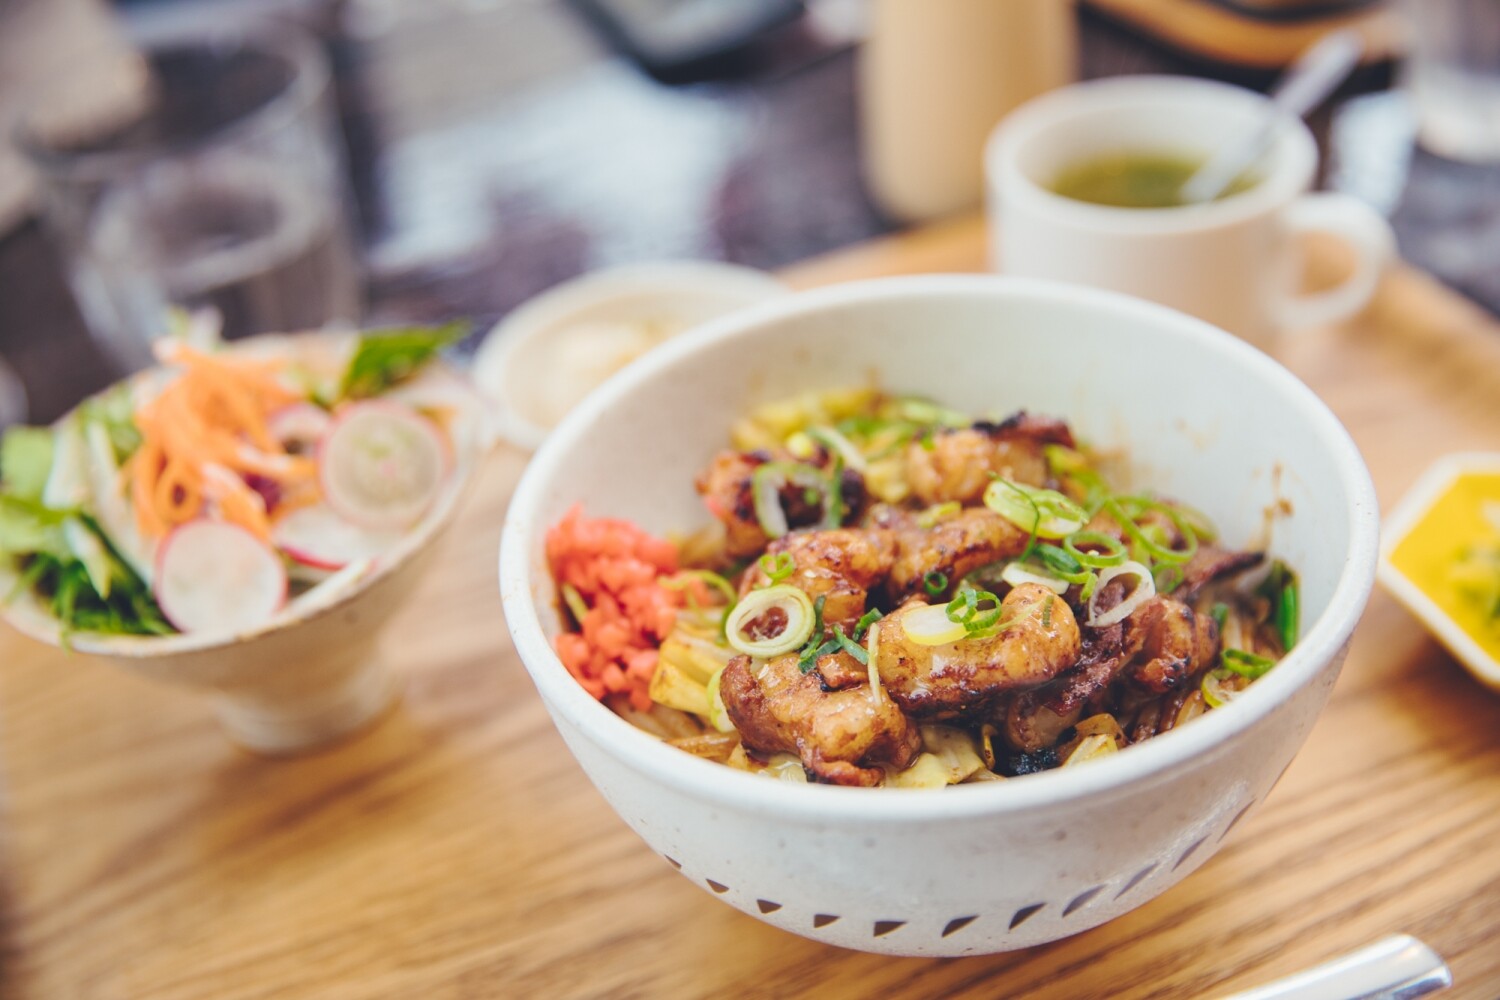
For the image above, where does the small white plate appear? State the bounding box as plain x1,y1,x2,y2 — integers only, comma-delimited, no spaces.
472,261,787,452
1378,451,1500,691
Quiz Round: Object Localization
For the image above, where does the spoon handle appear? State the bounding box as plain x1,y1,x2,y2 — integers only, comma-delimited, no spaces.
1218,934,1452,1000
1179,29,1363,205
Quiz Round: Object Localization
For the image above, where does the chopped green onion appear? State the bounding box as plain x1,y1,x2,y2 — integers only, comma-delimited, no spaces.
984,479,1087,540
1104,497,1199,566
1041,595,1054,628
945,587,1004,633
1211,602,1230,632
923,570,949,598
1201,668,1243,708
560,583,589,624
705,665,736,733
663,570,737,606
898,602,970,646
1000,561,1071,596
806,425,868,473
1257,561,1300,653
796,595,828,673
915,501,961,529
1222,648,1276,679
758,552,796,584
1035,544,1084,576
1279,580,1299,652
888,396,968,428
823,455,845,529
724,584,816,658
750,461,839,538
1153,563,1184,594
1063,530,1127,568
831,625,870,665
852,607,883,642
1085,560,1156,628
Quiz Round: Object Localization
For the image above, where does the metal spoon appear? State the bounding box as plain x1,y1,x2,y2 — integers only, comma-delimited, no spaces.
1219,934,1452,1000
1179,29,1364,205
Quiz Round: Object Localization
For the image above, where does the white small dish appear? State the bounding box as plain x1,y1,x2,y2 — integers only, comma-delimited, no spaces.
1378,452,1500,691
471,261,787,452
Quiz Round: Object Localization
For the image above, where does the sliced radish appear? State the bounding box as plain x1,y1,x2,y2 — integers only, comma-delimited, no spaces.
272,503,404,570
269,403,333,454
320,401,450,530
154,521,287,634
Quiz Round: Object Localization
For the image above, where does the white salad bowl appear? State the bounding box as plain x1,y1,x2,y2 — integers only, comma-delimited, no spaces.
0,334,487,754
499,275,1379,957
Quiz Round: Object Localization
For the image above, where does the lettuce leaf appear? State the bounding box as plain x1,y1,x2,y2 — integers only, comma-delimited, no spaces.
339,322,468,401
0,427,54,502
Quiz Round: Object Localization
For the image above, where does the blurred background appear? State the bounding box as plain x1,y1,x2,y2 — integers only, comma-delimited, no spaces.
0,0,1493,425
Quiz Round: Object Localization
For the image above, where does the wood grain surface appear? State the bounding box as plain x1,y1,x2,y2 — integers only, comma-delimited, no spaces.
1,216,1499,999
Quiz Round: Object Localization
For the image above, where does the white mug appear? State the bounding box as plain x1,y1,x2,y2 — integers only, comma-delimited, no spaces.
985,76,1395,349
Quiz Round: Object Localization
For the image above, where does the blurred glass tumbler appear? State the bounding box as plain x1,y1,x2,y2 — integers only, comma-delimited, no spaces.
20,22,361,371
1400,0,1500,163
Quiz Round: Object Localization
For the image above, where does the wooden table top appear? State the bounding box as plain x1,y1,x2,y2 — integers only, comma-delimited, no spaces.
2,217,1499,999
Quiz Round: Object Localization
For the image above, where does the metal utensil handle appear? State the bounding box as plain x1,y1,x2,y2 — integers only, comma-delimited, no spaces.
1220,934,1452,1000
1180,29,1363,205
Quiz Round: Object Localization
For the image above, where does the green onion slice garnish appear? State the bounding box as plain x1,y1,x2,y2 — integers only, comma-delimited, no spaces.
758,552,796,585
1000,561,1070,596
1104,497,1199,566
923,570,948,598
831,625,870,665
852,607,883,642
750,461,838,539
806,425,868,473
796,595,828,673
724,584,816,659
984,478,1087,540
1201,668,1242,709
560,582,589,624
945,587,1005,633
1222,647,1276,679
1063,530,1127,569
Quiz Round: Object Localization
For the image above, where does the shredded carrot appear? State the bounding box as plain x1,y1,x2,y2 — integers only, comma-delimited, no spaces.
546,505,682,711
130,342,318,538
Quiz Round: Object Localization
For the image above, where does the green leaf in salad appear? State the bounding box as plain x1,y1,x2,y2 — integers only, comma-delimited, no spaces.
339,322,468,401
0,427,54,502
77,383,142,464
0,495,69,558
11,542,173,640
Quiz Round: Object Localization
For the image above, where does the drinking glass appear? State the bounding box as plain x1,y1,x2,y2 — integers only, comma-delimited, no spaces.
1399,0,1500,163
19,21,362,372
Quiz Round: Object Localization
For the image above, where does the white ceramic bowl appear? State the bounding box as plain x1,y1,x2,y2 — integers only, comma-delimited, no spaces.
499,276,1379,957
471,261,788,451
0,334,487,754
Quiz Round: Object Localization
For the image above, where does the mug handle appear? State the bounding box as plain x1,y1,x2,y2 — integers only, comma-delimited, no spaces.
1274,192,1396,330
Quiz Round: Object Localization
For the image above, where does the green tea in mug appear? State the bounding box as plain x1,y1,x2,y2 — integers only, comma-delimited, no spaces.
1049,151,1257,208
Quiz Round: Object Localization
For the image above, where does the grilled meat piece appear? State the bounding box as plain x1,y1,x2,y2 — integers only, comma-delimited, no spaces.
905,412,1075,506
873,583,1081,718
1122,595,1219,694
887,507,1031,602
695,450,865,561
719,652,920,786
739,528,896,627
1174,544,1264,601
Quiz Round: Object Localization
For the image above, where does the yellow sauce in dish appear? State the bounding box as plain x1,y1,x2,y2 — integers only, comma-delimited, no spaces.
1388,470,1500,662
